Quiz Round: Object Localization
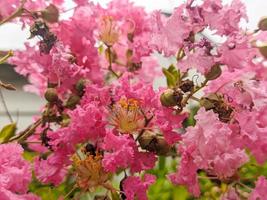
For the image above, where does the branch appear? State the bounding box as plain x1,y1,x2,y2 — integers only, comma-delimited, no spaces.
0,0,26,25
8,118,42,143
0,87,13,123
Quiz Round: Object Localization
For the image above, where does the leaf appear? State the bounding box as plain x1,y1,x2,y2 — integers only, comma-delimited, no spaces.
0,123,16,143
111,191,121,200
162,65,180,88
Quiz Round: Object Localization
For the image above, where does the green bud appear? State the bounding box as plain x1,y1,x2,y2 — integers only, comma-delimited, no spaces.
160,89,181,107
75,79,86,94
259,45,267,59
65,94,80,109
205,63,222,80
44,88,58,102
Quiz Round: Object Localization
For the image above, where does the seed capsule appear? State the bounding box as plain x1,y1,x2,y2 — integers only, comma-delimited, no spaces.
65,94,80,109
160,89,182,107
138,131,172,156
180,80,194,93
44,88,58,102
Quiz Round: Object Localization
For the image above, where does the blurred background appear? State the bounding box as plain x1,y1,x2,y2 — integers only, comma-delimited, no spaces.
0,0,266,129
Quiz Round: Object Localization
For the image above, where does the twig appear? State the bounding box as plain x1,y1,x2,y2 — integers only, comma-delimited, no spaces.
0,0,26,25
135,110,154,141
8,118,42,142
63,185,77,199
190,95,201,103
0,51,13,64
107,46,120,78
181,78,208,107
0,87,13,123
236,181,252,191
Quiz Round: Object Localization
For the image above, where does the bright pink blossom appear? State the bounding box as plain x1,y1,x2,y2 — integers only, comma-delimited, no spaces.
122,174,156,200
168,147,200,197
0,143,39,199
249,176,267,200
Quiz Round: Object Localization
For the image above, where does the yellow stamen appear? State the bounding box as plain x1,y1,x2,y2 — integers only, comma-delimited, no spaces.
110,97,145,134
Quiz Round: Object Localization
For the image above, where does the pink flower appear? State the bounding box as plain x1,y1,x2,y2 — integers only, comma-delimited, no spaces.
0,143,39,199
102,132,135,172
221,187,240,200
122,174,156,200
217,34,257,72
0,188,40,200
168,147,200,197
155,105,186,144
178,48,215,74
249,176,267,200
150,6,194,56
34,152,68,185
182,108,248,178
102,132,156,173
202,0,247,35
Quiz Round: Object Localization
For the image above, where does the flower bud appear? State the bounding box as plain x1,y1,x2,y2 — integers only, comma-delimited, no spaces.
160,89,182,107
258,45,267,59
205,63,222,80
65,94,80,109
44,88,58,102
258,17,267,31
75,79,86,95
41,4,59,23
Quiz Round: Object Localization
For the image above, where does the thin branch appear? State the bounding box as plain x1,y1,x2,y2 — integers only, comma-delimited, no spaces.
8,118,42,143
0,0,26,25
0,51,14,64
63,185,77,199
0,87,13,123
135,110,154,142
107,46,121,78
181,78,208,107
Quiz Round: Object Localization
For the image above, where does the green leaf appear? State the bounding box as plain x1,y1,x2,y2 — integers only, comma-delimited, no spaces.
162,65,180,88
111,191,121,200
0,123,16,143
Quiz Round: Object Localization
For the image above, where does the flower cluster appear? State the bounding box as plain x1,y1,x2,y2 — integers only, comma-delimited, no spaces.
1,0,267,199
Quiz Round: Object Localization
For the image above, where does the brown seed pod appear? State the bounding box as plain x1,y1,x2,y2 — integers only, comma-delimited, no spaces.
138,131,172,156
179,80,194,93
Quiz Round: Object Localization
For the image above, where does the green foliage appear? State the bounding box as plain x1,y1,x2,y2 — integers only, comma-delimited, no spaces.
162,65,180,88
182,106,199,128
29,173,76,200
147,156,190,200
0,123,16,143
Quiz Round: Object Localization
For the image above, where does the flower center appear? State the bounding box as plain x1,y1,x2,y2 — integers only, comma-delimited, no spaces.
110,97,145,134
72,152,109,191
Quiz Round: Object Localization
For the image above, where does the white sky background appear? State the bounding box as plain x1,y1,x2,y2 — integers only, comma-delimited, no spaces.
0,0,266,50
